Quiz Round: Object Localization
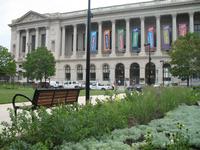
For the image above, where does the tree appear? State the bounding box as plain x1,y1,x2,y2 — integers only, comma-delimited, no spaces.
0,46,16,81
169,33,200,86
22,47,56,83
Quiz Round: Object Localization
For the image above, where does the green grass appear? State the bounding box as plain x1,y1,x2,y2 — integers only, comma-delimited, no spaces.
0,85,111,104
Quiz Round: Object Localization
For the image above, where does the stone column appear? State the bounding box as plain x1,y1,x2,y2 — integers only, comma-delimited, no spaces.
189,12,194,33
45,27,49,49
156,15,161,53
55,24,61,59
35,27,39,49
16,30,20,61
61,26,66,58
98,21,102,56
172,14,177,41
125,66,130,86
73,24,77,57
140,63,145,85
140,17,145,53
111,20,116,57
126,18,131,56
25,29,29,56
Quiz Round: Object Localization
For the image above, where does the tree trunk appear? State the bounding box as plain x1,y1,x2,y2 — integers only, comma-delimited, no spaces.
187,76,190,87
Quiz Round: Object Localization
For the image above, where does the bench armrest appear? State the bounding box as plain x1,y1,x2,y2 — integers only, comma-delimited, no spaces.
12,94,33,111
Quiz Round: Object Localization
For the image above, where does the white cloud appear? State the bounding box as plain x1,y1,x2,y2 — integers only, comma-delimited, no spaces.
0,0,153,49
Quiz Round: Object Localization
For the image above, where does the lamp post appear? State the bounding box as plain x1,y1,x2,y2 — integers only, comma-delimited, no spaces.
144,43,151,85
86,0,91,102
160,60,164,86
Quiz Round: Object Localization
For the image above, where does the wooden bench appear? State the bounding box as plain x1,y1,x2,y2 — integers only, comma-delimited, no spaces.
12,88,80,116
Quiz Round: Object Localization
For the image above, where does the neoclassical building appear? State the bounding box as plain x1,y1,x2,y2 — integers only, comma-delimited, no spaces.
9,0,200,86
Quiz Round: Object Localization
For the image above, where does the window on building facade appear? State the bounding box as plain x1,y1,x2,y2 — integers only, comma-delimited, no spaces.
77,65,83,80
22,36,26,52
65,65,71,80
51,40,55,52
103,64,110,81
90,64,96,81
83,33,85,51
194,24,200,34
31,35,36,50
41,34,46,47
163,63,171,81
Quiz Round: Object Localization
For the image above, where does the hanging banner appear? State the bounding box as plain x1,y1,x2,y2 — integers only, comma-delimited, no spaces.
147,26,155,50
117,29,125,52
161,25,171,50
179,23,187,36
90,31,97,53
132,28,139,50
103,30,111,53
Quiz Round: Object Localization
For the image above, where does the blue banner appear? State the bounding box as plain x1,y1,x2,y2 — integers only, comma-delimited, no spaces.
90,31,97,53
132,28,139,50
147,27,154,49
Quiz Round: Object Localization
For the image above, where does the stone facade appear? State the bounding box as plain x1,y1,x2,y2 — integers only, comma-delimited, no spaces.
9,0,200,86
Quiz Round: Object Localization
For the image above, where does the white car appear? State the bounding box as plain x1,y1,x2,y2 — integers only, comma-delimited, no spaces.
63,81,81,89
49,81,63,88
90,82,114,90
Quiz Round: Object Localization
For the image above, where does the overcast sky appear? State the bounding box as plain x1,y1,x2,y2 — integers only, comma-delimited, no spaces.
0,0,153,49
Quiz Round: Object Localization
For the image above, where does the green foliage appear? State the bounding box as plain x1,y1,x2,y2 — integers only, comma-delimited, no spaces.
0,46,16,77
170,33,200,84
0,87,199,149
22,47,55,81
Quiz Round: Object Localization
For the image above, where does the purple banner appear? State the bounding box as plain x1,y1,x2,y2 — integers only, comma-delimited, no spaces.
161,25,171,50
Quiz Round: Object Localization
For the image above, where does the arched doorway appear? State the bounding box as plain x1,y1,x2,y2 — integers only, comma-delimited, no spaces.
115,63,125,86
130,63,140,85
145,62,156,85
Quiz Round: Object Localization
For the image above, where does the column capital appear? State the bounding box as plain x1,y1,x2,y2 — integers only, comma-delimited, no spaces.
155,15,160,19
45,26,50,30
111,19,116,24
98,21,102,24
172,13,177,18
189,11,194,16
125,18,130,22
140,16,145,21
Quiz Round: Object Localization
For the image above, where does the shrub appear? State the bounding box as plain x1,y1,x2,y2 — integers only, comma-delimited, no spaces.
0,87,198,149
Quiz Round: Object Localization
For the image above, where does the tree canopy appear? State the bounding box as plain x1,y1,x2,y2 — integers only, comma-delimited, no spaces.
169,33,200,86
22,47,56,82
0,46,16,78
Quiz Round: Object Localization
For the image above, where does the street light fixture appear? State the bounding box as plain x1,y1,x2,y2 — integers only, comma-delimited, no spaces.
160,60,165,86
144,43,151,85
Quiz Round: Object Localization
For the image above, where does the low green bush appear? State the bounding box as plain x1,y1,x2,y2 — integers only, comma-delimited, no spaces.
0,87,198,149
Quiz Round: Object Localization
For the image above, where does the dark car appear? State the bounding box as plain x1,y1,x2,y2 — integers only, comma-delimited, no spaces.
127,84,143,92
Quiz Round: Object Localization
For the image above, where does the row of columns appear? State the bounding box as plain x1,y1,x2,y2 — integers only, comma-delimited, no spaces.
15,27,48,60
61,12,195,58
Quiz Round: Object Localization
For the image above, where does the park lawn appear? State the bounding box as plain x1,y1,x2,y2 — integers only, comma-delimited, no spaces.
0,87,111,104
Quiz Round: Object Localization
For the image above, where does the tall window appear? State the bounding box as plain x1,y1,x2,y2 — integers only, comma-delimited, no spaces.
194,24,200,35
77,65,83,80
163,63,171,82
90,64,96,81
41,34,46,47
103,64,110,81
65,65,71,80
31,35,36,50
22,36,26,52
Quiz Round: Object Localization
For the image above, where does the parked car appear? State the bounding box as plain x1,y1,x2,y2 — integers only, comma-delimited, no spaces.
49,81,63,88
126,84,143,92
90,82,114,90
63,81,81,89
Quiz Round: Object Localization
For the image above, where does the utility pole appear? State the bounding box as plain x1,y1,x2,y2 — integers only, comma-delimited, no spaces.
86,0,91,102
